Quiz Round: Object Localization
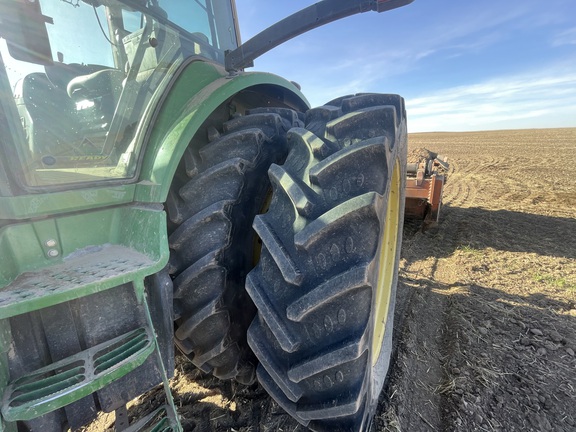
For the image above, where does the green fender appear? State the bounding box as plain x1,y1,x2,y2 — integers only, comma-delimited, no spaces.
134,59,309,203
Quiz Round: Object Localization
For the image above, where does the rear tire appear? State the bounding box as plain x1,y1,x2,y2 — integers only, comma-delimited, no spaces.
166,108,303,384
246,94,407,430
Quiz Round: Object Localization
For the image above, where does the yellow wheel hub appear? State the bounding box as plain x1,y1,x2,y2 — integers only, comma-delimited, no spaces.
372,159,401,366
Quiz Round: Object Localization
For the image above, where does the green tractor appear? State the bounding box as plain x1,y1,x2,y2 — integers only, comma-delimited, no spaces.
0,0,412,430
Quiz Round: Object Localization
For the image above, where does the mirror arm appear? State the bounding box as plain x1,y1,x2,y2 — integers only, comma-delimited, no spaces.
225,0,414,72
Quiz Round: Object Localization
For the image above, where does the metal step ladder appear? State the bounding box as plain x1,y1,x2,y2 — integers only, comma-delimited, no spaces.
0,219,182,431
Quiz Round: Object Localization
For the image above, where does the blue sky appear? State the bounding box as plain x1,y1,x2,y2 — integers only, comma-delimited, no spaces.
235,0,576,132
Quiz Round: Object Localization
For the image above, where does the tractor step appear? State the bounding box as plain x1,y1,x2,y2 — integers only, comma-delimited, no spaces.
1,327,155,422
0,244,156,320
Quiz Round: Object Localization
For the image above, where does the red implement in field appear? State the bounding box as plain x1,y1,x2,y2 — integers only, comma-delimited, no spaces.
405,153,448,226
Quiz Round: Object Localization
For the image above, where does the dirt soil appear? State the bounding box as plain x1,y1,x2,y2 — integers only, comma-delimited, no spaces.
84,127,576,432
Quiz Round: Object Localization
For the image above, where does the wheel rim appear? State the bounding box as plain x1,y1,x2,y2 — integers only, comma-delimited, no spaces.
372,159,401,366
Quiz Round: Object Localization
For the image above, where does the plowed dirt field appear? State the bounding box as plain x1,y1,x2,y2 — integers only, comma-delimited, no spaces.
85,127,576,432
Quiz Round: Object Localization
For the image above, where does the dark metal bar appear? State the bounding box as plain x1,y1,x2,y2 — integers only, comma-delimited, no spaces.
225,0,414,72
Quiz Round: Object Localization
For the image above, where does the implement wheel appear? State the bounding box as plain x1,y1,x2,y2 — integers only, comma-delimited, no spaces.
166,108,303,384
246,94,407,430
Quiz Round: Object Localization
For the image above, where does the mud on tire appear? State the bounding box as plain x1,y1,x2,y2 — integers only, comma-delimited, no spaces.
246,94,407,430
166,108,303,384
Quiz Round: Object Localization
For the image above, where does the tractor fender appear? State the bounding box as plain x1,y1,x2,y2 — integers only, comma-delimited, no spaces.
134,58,309,203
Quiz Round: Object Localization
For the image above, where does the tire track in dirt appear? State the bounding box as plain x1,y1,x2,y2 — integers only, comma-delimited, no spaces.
443,154,551,211
377,200,472,432
489,166,569,212
499,177,535,207
456,155,501,175
440,157,485,209
443,176,477,209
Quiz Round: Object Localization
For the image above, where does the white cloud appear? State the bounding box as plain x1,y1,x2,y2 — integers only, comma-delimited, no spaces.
253,3,536,106
406,68,576,132
552,28,576,46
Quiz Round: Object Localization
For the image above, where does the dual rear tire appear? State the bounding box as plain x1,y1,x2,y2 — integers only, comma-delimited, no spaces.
166,108,303,384
168,94,407,431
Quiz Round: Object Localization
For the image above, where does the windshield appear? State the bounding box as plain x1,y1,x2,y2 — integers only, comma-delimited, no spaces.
0,0,238,188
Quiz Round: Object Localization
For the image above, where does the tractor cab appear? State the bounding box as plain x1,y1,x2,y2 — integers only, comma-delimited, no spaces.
0,1,417,431
0,0,238,188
